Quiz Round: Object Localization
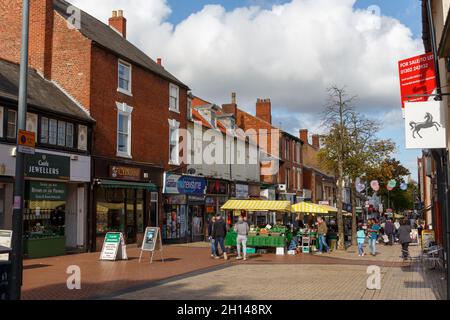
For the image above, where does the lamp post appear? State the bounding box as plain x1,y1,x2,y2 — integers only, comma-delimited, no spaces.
8,0,30,300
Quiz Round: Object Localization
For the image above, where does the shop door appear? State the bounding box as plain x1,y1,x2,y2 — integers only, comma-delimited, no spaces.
189,205,204,242
125,189,137,244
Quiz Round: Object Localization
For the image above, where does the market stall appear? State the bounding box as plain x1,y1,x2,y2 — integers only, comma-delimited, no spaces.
220,200,292,250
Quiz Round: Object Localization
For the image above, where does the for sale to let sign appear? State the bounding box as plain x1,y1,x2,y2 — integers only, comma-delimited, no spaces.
398,52,436,108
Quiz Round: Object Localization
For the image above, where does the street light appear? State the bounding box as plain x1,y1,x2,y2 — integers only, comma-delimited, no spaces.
8,0,30,300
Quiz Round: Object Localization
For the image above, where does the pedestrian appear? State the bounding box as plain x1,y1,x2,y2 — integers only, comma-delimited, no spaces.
357,224,366,257
207,216,219,258
316,216,330,254
212,214,228,260
384,218,395,245
234,216,249,261
394,219,400,242
398,219,412,260
368,219,381,256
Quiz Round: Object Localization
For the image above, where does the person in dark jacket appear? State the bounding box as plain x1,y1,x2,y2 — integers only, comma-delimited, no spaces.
207,216,219,258
212,214,228,260
384,219,395,246
398,219,412,260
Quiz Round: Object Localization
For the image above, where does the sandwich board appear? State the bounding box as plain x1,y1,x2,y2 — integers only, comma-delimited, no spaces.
421,230,435,249
99,232,128,261
139,227,164,263
0,230,12,261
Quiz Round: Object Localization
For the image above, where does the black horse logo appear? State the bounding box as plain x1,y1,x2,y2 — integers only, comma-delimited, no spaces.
409,112,441,139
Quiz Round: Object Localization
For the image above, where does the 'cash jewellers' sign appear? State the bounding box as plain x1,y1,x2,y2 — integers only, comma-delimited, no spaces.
25,152,70,180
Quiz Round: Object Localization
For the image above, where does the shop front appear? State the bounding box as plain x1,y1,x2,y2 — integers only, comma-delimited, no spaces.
0,144,14,230
92,158,162,251
162,173,207,243
205,179,230,225
22,151,91,258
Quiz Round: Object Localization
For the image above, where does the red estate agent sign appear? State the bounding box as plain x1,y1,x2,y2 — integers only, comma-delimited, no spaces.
398,52,436,108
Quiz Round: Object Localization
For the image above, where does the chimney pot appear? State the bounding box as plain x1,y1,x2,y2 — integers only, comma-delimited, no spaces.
112,10,117,17
231,92,237,104
157,58,162,65
118,10,123,17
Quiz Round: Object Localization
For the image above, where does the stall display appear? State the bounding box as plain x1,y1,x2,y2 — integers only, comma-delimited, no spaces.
225,224,290,248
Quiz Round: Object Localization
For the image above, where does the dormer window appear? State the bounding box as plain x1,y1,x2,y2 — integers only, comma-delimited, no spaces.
118,60,132,95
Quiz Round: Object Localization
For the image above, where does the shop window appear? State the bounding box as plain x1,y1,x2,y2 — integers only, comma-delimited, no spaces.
169,83,179,113
7,109,17,139
78,124,88,151
96,188,125,235
40,117,76,149
116,102,133,158
118,60,132,95
0,106,3,138
40,117,49,144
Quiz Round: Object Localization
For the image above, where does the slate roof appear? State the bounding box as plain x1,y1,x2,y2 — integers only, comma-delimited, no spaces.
53,0,188,89
0,59,94,122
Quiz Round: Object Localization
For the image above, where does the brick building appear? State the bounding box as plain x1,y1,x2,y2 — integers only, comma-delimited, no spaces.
0,0,190,251
222,94,302,202
299,129,335,205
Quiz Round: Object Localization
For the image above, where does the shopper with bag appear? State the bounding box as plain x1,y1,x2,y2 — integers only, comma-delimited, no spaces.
398,219,412,260
234,216,249,261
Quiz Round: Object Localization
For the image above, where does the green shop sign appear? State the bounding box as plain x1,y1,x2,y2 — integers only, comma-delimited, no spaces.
105,233,121,243
25,152,70,180
29,182,66,201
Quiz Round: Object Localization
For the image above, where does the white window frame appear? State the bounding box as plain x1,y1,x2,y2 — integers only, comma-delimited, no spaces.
169,83,180,113
117,60,132,96
0,106,3,138
168,119,180,165
116,102,133,158
187,97,193,120
6,109,17,139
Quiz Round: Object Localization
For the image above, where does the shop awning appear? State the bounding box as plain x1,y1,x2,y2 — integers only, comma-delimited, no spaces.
221,200,291,212
291,202,329,214
97,179,158,192
320,204,338,212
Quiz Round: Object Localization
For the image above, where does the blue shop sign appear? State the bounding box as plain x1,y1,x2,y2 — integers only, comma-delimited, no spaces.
164,173,206,195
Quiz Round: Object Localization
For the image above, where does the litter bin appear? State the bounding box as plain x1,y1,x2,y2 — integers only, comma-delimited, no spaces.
0,245,12,300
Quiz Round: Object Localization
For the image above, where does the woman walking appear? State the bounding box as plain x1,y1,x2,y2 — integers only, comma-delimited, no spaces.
207,216,218,258
398,219,412,260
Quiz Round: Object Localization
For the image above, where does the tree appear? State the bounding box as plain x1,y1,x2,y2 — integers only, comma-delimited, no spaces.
318,86,355,250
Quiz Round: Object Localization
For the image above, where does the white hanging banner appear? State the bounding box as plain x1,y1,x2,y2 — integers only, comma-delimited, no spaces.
404,101,447,149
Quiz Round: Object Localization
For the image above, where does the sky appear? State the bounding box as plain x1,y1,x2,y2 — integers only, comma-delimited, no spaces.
70,0,424,176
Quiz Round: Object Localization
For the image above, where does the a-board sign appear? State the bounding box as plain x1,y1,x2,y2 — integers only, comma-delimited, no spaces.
0,230,12,261
139,227,164,263
421,230,435,249
100,232,128,261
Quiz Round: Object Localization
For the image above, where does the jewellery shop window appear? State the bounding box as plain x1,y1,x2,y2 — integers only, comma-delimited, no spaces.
96,188,125,235
24,182,66,240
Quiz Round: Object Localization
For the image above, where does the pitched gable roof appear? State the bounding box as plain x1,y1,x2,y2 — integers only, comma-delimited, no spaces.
0,59,94,122
53,0,188,89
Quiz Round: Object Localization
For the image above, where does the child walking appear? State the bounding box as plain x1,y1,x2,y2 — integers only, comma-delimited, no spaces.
357,224,366,257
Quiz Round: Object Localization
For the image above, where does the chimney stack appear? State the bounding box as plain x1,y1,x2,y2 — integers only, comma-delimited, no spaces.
157,58,162,65
312,134,320,149
256,98,272,124
299,129,308,144
222,92,238,117
109,10,127,38
231,92,237,104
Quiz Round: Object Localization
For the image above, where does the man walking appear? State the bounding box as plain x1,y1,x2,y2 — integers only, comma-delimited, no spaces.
399,219,412,260
317,217,330,254
234,216,249,261
212,214,228,260
384,218,395,245
207,216,219,258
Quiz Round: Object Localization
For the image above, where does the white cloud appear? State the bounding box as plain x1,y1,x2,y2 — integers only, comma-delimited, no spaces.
69,0,422,113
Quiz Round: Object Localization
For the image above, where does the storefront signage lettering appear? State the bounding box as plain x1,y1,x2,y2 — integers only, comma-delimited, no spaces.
25,153,70,180
110,166,141,181
207,180,228,195
28,182,66,201
164,174,206,195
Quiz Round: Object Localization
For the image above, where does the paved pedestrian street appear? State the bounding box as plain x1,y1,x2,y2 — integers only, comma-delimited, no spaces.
22,243,446,300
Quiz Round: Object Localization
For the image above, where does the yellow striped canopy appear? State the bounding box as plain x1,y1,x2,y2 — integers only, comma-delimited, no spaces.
291,202,329,214
221,200,291,212
320,204,338,212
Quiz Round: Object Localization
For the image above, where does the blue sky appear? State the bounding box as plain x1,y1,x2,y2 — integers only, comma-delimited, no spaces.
164,0,423,177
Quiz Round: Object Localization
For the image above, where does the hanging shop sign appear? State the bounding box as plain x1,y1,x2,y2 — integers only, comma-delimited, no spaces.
0,230,12,261
25,152,70,180
260,188,276,200
109,165,141,181
99,232,128,261
398,52,436,109
139,227,164,264
404,101,446,149
28,182,66,201
164,173,206,195
206,179,229,195
235,184,249,199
